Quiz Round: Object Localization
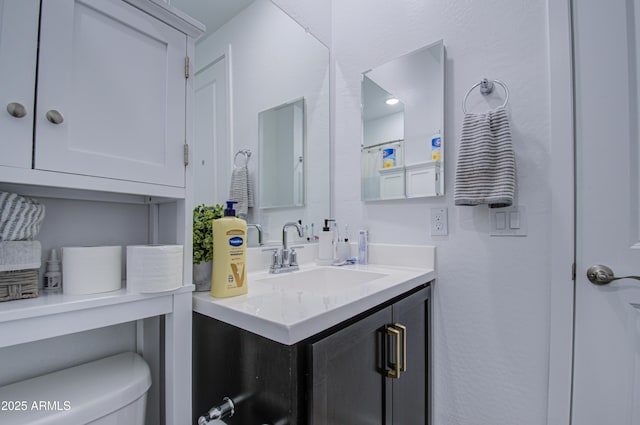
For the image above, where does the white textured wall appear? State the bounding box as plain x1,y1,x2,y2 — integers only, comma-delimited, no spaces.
272,0,332,47
329,1,551,424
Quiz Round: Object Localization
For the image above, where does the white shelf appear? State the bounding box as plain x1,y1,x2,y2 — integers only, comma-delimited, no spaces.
0,167,186,200
0,285,194,348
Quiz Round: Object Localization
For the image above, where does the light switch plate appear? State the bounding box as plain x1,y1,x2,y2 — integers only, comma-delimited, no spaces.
430,207,448,236
490,205,527,236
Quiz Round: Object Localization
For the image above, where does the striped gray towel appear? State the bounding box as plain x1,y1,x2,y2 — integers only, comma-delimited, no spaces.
454,107,516,208
0,192,46,241
229,165,254,218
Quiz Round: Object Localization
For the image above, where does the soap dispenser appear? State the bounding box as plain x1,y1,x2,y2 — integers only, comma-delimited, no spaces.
211,201,248,298
317,219,335,265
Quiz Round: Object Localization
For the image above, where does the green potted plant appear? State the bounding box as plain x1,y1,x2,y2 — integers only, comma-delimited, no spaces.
193,203,224,291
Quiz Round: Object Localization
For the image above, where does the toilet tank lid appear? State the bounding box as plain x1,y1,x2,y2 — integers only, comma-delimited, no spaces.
0,352,151,425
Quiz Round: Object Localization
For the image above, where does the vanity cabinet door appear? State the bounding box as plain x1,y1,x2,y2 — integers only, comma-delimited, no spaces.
0,0,39,168
35,0,187,187
392,285,430,425
309,284,430,425
310,307,393,424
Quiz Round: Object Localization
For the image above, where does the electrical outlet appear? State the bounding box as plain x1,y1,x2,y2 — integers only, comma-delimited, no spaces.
430,207,448,236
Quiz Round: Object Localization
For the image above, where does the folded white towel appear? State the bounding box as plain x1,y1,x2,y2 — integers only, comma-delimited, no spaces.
229,165,254,218
454,107,516,208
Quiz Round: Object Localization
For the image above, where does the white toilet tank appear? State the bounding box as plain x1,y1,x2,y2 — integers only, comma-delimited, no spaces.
0,352,151,425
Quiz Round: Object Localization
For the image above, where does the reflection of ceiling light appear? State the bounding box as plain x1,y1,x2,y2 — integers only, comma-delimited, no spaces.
385,98,399,105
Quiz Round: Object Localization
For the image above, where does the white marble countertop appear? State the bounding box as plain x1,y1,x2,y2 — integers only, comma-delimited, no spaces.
192,244,435,345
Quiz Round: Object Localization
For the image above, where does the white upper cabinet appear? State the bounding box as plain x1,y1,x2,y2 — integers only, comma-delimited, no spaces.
0,0,40,168
34,0,188,187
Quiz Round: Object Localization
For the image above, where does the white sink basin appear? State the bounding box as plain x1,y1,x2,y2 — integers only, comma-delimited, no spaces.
256,267,388,294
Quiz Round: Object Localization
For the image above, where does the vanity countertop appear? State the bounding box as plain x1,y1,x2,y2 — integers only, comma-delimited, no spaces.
192,244,435,345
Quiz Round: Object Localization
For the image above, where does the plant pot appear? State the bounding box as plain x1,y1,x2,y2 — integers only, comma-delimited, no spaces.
193,261,212,292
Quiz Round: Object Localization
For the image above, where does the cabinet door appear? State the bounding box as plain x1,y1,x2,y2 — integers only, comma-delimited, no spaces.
310,307,393,424
35,0,187,187
0,0,39,168
392,286,430,425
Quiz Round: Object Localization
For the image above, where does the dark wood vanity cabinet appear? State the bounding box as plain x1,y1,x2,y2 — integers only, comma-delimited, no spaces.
193,283,431,425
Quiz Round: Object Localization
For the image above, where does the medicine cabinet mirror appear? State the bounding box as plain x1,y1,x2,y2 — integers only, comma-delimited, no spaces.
361,40,445,201
172,0,330,242
259,98,305,209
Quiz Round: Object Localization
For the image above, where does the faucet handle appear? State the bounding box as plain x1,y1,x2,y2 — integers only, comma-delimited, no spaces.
262,247,282,270
271,250,282,269
289,248,299,267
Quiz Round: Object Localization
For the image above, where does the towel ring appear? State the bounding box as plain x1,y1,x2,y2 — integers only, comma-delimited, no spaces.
462,78,509,114
234,149,251,167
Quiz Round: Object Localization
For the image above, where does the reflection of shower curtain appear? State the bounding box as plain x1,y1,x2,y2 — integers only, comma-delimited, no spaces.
361,148,382,199
361,141,403,199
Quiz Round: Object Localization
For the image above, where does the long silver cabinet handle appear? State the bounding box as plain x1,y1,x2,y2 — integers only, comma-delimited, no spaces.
46,109,64,124
6,102,27,118
587,264,640,285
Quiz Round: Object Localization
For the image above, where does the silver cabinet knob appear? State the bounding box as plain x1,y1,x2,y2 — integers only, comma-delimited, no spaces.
46,109,64,124
586,264,640,285
6,102,27,118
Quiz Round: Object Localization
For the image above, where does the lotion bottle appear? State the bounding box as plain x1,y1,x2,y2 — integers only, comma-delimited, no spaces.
211,201,248,298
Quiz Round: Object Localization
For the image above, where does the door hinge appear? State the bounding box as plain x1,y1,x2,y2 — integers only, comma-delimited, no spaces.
183,143,190,166
572,263,576,281
185,56,190,79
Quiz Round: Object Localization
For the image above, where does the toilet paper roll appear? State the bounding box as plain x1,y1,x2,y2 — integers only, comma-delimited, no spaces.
126,245,183,293
62,246,122,295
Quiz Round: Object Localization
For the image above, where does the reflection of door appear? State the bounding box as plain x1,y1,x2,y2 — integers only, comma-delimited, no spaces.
194,57,228,205
572,1,640,423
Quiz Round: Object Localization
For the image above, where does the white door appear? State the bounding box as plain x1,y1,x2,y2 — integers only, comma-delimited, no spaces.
573,0,640,423
35,0,187,187
194,56,229,205
0,0,39,168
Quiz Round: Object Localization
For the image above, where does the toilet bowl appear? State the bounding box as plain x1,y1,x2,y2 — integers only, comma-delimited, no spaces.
0,352,151,425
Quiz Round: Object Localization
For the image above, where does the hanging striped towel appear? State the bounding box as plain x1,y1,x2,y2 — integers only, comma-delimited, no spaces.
0,192,46,241
454,107,516,208
229,165,254,218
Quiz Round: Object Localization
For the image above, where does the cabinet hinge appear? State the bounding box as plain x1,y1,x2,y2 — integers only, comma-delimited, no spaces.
185,56,190,79
572,263,576,281
184,144,190,166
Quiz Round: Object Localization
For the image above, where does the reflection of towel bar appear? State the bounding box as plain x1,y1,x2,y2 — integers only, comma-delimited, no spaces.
234,149,251,167
361,139,403,150
462,78,509,114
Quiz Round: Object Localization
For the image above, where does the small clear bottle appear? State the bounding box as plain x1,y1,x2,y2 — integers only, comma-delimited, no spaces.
43,248,62,291
358,230,368,265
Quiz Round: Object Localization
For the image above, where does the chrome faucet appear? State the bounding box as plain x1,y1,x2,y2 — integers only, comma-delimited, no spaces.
246,223,263,246
265,222,304,274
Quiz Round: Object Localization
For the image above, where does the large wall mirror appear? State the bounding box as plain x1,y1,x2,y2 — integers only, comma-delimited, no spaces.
172,0,330,244
361,40,445,201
